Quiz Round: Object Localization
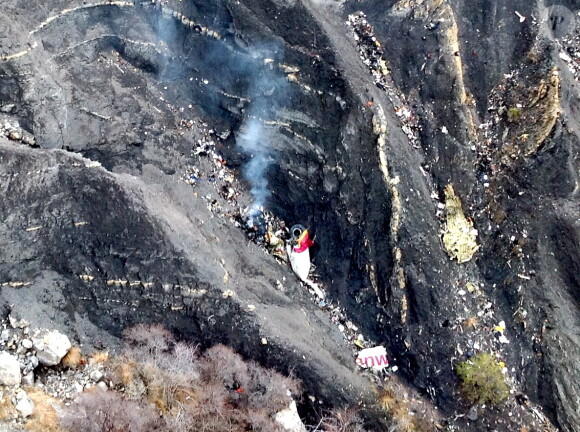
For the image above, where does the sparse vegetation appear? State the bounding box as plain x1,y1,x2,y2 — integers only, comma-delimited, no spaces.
89,351,109,365
60,389,160,432
60,324,301,432
0,396,15,421
377,380,435,432
61,346,83,369
456,353,509,405
24,388,62,432
321,408,368,432
462,316,479,331
507,106,521,122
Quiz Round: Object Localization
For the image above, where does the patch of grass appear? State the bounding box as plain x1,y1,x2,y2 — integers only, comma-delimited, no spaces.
456,353,509,404
24,388,62,432
377,379,436,432
462,316,479,331
89,351,109,365
113,361,136,386
61,346,83,369
0,396,15,420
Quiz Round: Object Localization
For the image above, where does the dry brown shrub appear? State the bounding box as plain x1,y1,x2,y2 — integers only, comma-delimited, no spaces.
199,344,300,415
119,362,136,386
377,379,439,432
60,389,160,432
109,358,139,387
321,407,368,432
24,388,62,432
244,408,287,432
145,382,167,413
89,351,109,365
462,316,479,330
123,323,174,356
0,396,15,420
112,324,304,432
61,346,83,369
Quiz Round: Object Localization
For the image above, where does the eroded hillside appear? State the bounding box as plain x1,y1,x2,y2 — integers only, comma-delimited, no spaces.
0,0,578,431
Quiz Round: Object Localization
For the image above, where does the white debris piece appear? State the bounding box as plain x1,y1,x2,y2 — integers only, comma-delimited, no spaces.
287,245,311,282
304,280,325,299
559,52,572,63
356,346,389,372
275,400,307,432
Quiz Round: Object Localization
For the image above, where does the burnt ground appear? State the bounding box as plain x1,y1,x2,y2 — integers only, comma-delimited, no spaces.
0,0,579,431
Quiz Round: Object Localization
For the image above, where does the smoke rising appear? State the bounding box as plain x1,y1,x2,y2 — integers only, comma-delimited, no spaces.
238,118,270,213
235,47,289,217
145,5,290,215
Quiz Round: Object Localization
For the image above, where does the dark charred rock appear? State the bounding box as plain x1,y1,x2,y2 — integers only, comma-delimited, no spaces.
0,0,578,431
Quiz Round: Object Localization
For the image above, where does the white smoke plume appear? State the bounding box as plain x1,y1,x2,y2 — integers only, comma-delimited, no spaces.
238,118,270,214
236,47,288,217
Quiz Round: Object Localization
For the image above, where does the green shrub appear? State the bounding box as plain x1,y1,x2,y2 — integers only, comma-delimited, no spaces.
456,353,509,405
507,107,521,122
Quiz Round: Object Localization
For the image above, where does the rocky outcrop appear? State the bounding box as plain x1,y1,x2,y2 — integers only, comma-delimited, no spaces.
0,352,21,386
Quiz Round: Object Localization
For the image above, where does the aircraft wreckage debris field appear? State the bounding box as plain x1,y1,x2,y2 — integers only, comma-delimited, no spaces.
0,0,578,431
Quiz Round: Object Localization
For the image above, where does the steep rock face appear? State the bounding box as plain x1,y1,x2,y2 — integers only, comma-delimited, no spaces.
0,0,579,431
334,0,579,430
0,0,378,412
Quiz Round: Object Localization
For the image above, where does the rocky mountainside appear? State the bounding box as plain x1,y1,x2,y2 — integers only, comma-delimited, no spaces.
0,0,578,431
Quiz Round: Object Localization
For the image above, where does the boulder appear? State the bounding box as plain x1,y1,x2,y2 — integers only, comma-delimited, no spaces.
0,352,21,386
32,330,71,366
15,390,35,418
21,371,34,387
89,370,103,382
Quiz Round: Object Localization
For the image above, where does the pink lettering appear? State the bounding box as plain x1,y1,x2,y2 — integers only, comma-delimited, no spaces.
374,355,389,366
364,356,375,367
